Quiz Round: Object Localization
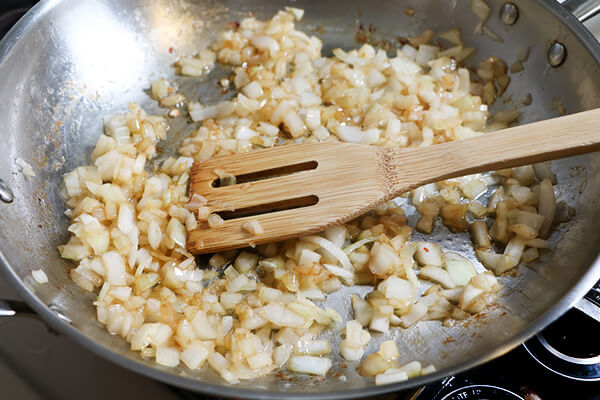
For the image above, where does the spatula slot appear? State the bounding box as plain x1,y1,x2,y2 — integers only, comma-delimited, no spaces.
217,195,319,220
212,160,318,187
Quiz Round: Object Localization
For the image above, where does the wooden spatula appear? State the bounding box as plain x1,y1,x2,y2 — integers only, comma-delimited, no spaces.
187,108,600,254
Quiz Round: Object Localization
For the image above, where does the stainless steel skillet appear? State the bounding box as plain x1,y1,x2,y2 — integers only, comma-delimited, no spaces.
1,0,600,398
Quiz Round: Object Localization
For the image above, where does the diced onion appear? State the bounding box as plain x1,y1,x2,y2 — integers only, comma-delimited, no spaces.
102,251,127,285
343,237,377,254
538,179,556,239
260,302,306,328
323,263,354,280
414,242,443,267
302,235,352,271
208,214,225,228
32,269,48,284
55,6,551,385
472,0,491,22
376,369,409,386
242,219,264,235
16,157,36,177
181,341,210,369
287,355,332,376
446,260,476,287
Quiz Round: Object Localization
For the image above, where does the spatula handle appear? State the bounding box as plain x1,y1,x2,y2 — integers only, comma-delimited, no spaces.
383,108,600,195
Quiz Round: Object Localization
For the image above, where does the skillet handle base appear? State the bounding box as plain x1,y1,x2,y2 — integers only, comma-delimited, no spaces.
0,299,59,334
574,282,600,323
562,0,600,22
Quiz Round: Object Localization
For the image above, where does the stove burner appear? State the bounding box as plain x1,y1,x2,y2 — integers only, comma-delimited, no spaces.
543,305,600,359
0,1,38,38
413,377,526,400
523,308,600,381
440,384,524,400
0,8,27,38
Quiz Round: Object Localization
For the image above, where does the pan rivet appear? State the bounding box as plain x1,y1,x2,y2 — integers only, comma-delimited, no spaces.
0,178,14,203
548,42,567,67
499,3,519,25
49,304,72,324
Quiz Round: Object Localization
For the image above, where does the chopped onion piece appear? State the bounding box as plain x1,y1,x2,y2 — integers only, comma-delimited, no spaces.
340,340,366,362
369,242,401,277
375,369,408,386
247,352,273,369
167,218,186,248
400,301,428,328
533,163,557,184
396,360,423,378
293,339,331,356
260,302,306,328
287,355,332,376
148,220,162,250
181,341,210,369
16,157,36,177
31,269,48,284
234,251,259,273
242,219,264,235
343,237,377,254
302,235,352,271
359,353,390,377
378,275,415,302
118,204,136,234
422,364,437,374
186,193,208,210
471,221,491,249
416,45,438,67
241,81,263,99
379,340,399,361
299,249,321,266
446,260,476,287
325,225,346,248
102,251,127,286
156,346,180,367
439,28,462,46
191,310,217,339
208,214,225,228
414,242,443,267
273,344,293,367
351,294,373,327
472,0,491,22
538,179,556,239
323,263,354,280
420,266,456,289
284,6,304,20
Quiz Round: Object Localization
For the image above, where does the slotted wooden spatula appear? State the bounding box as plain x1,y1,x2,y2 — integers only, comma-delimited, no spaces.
187,108,600,254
